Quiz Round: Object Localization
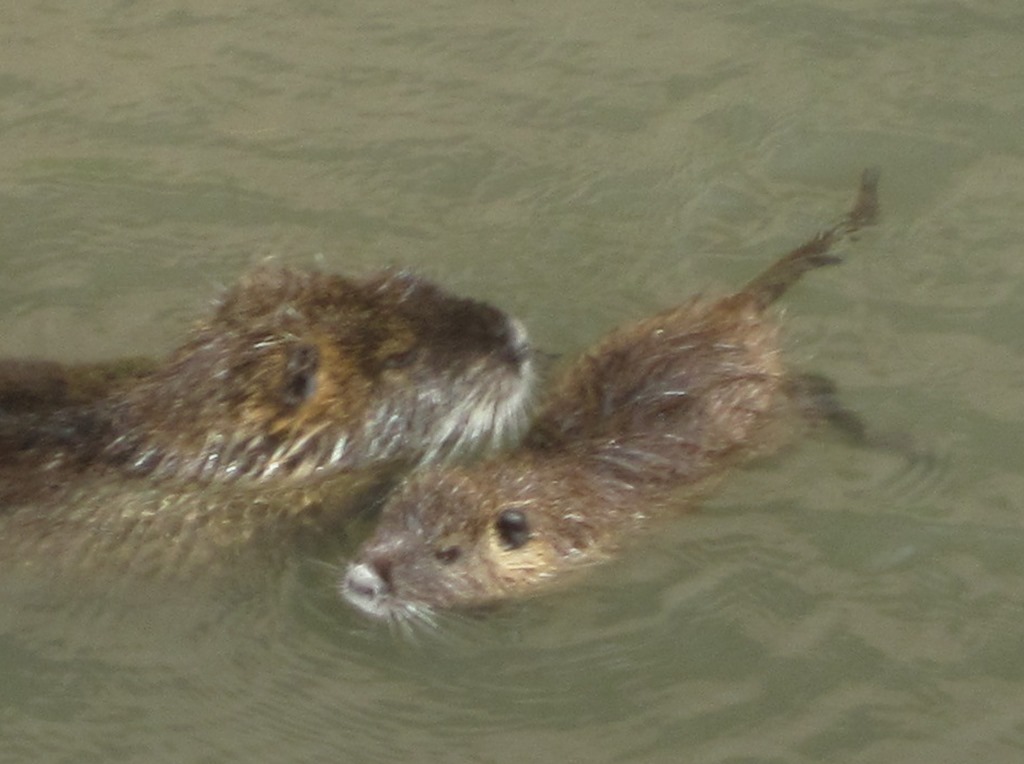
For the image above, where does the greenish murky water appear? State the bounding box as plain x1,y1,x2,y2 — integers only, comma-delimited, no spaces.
3,2,1024,762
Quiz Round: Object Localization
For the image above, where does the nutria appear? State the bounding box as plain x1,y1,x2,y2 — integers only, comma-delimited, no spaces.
0,265,533,486
0,265,532,576
341,169,880,623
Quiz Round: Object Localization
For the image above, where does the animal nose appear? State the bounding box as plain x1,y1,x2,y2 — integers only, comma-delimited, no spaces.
344,561,391,601
500,317,532,370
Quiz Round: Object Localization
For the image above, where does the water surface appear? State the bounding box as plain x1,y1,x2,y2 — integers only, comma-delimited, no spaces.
2,2,1024,762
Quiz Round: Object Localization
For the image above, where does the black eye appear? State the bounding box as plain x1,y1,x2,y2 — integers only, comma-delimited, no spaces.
281,343,320,407
435,545,461,565
495,509,530,550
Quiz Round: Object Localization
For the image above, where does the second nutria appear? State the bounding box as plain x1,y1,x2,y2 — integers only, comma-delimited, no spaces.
341,170,880,622
0,265,533,487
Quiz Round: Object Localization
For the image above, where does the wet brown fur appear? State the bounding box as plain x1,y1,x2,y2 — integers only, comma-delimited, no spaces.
0,266,533,484
342,170,881,620
0,266,533,576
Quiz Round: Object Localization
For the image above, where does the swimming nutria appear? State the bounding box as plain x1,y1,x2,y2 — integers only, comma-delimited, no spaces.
0,265,533,486
0,265,532,576
341,170,880,623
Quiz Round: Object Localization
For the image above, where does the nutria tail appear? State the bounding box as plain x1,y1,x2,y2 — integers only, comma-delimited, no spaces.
739,168,880,311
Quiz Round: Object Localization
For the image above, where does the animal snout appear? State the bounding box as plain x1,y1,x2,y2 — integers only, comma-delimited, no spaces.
343,559,392,602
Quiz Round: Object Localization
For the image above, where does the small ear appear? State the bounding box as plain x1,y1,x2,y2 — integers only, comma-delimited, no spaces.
281,343,320,407
495,508,531,550
380,346,419,371
435,545,462,565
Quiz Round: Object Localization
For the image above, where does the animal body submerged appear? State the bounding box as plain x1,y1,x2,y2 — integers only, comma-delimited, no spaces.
342,170,881,622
